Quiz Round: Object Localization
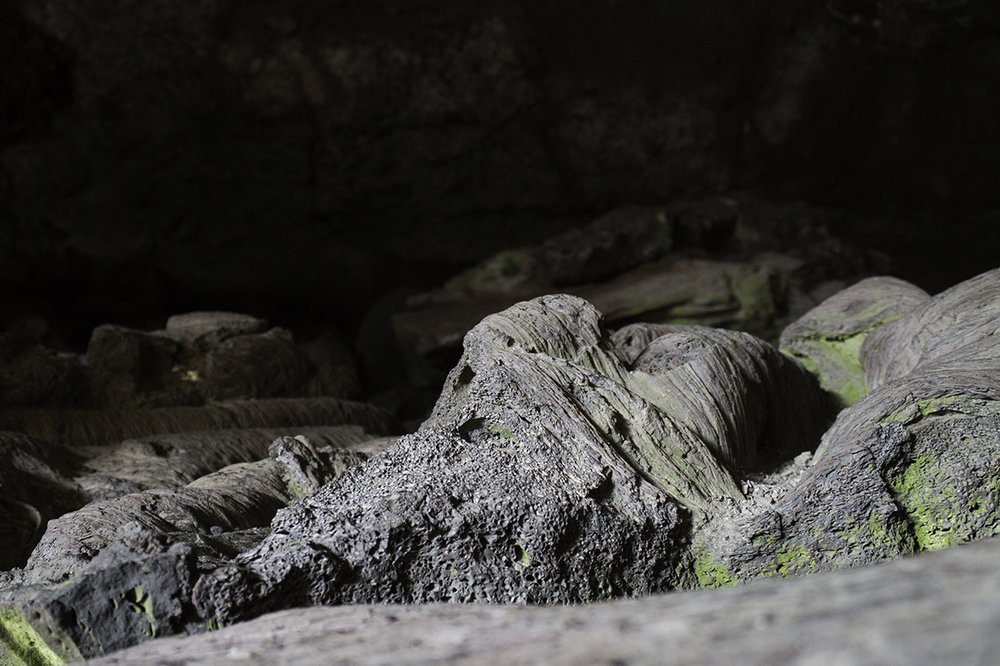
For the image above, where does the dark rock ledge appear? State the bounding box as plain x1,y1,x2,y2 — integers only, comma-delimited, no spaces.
86,534,1000,666
2,269,1000,663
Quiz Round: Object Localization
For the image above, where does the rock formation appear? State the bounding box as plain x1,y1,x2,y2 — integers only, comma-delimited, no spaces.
85,533,1000,666
3,269,1000,662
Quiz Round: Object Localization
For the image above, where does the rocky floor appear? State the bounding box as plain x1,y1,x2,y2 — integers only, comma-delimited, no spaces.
1,218,998,663
87,534,1000,665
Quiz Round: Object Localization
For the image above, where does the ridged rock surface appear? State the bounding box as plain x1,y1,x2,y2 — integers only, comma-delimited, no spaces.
193,294,836,627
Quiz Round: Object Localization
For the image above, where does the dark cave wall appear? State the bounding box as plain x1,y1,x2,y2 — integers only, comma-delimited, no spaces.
2,0,999,342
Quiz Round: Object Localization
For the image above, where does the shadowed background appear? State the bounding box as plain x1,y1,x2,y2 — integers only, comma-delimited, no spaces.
2,0,999,348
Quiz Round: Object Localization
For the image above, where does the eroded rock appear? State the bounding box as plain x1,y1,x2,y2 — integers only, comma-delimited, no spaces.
83,534,1000,666
391,197,883,388
0,432,86,570
86,313,358,409
5,270,1000,661
779,276,929,406
861,268,1000,388
193,294,835,627
696,269,1000,583
79,425,379,501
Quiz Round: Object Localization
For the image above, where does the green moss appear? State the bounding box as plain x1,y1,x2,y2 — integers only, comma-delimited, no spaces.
884,395,968,424
771,544,819,577
692,553,738,588
514,541,531,568
889,454,967,551
782,332,867,407
0,609,65,666
486,423,516,441
285,479,307,499
869,514,915,553
123,587,158,639
916,396,960,415
889,451,1000,551
732,269,777,323
833,510,917,563
884,396,1000,552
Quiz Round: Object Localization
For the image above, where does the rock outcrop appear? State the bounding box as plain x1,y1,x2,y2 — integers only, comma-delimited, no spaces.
4,269,1000,661
392,196,882,388
697,269,1000,582
84,534,1000,666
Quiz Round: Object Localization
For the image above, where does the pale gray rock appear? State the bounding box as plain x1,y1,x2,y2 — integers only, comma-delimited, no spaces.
861,268,1000,389
192,294,834,628
164,312,270,347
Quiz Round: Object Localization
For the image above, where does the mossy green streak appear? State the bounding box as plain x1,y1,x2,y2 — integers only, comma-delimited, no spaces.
0,609,65,666
782,332,867,407
692,553,738,588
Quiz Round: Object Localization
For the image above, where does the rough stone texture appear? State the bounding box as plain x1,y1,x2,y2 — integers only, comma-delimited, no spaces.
86,534,1000,666
5,270,1000,661
79,425,378,501
164,312,270,347
191,294,835,627
697,269,1000,583
22,461,283,589
6,542,198,663
611,324,836,472
0,430,388,661
0,425,391,577
779,276,930,406
86,325,191,408
84,313,359,409
0,333,86,407
861,268,1000,388
1,310,361,417
21,433,384,588
0,432,86,570
426,206,675,302
267,435,370,500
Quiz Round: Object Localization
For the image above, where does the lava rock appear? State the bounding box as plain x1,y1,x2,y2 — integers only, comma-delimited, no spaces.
78,425,379,501
83,534,1000,666
696,268,1000,582
193,294,835,626
0,432,86,569
861,268,1000,388
391,196,882,388
779,276,929,407
2,542,198,662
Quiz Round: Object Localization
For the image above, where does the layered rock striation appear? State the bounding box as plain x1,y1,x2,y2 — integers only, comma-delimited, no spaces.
3,269,1000,662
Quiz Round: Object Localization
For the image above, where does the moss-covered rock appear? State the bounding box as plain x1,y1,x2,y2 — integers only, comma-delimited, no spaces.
699,269,1000,584
779,276,928,407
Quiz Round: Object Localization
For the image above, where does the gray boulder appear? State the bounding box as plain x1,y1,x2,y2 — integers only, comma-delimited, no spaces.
779,276,929,406
697,268,1000,582
193,294,835,625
